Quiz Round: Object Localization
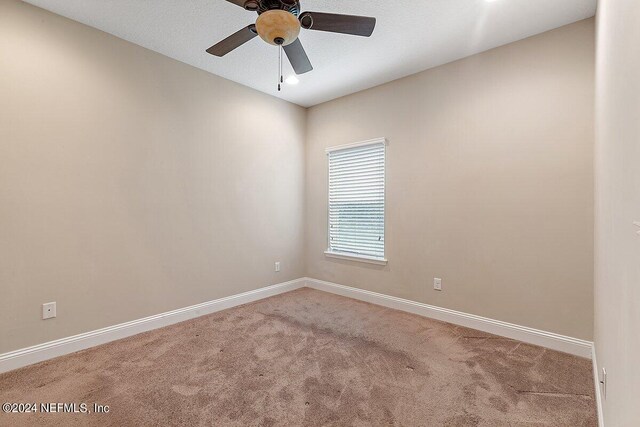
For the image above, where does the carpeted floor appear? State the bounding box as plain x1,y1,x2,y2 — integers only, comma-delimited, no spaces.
0,288,596,426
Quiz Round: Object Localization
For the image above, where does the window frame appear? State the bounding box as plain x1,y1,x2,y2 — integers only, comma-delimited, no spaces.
324,137,388,265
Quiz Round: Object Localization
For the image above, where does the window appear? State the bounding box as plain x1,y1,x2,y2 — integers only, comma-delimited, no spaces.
325,138,387,264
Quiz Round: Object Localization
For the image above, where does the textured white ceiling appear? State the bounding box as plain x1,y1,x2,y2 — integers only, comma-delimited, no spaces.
23,0,596,107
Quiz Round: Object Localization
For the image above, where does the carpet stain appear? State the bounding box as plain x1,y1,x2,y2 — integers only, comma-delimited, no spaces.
171,385,201,396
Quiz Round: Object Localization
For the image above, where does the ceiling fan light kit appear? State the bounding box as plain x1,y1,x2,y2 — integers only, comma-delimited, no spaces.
207,0,377,86
256,10,300,46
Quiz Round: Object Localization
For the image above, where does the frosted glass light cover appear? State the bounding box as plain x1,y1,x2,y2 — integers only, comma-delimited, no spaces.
256,10,301,46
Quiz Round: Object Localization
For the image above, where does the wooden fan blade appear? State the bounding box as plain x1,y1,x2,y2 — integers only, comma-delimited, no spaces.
299,12,376,37
206,25,257,57
283,38,313,75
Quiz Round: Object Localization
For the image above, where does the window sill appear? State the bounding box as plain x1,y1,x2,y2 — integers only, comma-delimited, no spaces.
324,251,388,265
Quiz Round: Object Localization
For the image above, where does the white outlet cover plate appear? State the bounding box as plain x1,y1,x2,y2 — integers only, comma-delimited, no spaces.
42,302,56,319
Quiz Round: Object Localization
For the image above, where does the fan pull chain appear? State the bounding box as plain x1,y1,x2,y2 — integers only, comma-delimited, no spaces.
277,45,282,92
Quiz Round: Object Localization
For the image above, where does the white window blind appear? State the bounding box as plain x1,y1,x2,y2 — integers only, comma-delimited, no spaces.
327,139,386,261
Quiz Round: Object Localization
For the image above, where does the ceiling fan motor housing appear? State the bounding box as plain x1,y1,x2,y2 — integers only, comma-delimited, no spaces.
255,2,301,46
253,0,300,16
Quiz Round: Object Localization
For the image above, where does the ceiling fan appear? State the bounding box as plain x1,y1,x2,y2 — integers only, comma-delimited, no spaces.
206,0,377,76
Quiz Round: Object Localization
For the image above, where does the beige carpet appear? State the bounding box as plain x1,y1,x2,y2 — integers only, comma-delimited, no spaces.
0,288,596,426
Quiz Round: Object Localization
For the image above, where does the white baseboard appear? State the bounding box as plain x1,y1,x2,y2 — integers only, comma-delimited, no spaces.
304,277,593,359
592,345,605,426
1,276,594,375
0,278,305,374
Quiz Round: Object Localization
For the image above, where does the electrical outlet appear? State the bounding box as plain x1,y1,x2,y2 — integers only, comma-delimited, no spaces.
42,302,56,320
275,261,280,272
600,368,607,399
433,278,442,291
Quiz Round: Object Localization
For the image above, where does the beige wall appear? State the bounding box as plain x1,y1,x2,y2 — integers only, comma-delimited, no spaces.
0,0,597,356
594,0,640,425
306,20,595,340
0,0,306,353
